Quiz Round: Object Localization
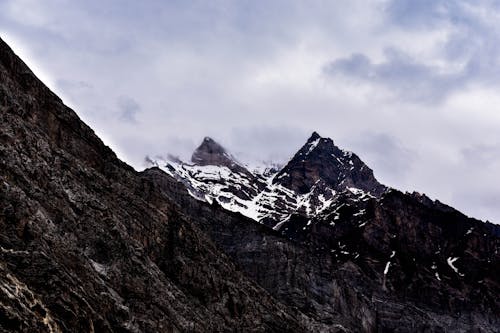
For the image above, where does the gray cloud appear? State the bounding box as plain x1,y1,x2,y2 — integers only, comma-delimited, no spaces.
324,49,467,103
117,97,141,123
56,79,92,91
453,190,500,224
324,1,500,103
384,0,457,29
344,132,417,188
461,144,500,166
228,126,310,166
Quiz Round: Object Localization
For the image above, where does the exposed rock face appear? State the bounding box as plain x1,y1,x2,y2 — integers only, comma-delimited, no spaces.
0,37,331,332
192,137,235,167
273,132,386,196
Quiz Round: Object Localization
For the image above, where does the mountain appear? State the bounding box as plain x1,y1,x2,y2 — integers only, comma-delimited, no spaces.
273,131,385,196
144,166,500,331
155,131,387,227
1,34,499,332
151,132,500,331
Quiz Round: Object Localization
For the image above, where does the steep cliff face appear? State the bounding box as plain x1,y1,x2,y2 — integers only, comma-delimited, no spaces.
0,37,331,332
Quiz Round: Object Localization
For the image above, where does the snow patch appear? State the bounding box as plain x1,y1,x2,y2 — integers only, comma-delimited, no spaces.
383,261,391,275
384,251,396,275
353,209,365,217
447,257,464,277
306,138,321,155
90,259,108,276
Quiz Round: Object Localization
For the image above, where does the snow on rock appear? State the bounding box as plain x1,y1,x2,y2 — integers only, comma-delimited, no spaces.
447,257,464,277
347,187,364,196
154,134,383,230
384,251,396,275
90,259,108,276
384,261,391,275
353,209,365,217
306,138,321,155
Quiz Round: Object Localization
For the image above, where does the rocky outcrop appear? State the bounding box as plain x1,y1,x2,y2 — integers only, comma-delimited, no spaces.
273,132,386,196
192,137,236,167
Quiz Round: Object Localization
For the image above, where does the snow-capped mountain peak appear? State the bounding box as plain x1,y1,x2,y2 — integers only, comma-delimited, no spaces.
274,132,385,196
153,132,387,228
192,136,238,166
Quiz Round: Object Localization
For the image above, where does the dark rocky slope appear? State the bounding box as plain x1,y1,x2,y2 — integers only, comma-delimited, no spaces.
0,37,331,332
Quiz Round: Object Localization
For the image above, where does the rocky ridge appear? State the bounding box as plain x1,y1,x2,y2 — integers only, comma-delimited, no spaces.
156,132,387,227
143,165,500,332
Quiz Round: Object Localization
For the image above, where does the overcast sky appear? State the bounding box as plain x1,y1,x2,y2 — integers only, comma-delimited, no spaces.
1,0,499,223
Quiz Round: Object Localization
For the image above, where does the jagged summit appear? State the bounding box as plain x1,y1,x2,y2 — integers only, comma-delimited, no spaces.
191,136,228,165
308,131,322,141
274,132,386,196
191,136,234,166
157,131,387,225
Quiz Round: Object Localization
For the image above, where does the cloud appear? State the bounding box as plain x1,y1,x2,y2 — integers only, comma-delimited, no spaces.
324,1,500,104
57,79,92,91
344,132,417,187
461,143,500,166
324,49,468,103
384,0,455,29
228,126,310,165
117,96,141,123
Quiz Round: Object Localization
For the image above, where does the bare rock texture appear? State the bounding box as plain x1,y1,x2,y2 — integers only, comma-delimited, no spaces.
274,132,386,196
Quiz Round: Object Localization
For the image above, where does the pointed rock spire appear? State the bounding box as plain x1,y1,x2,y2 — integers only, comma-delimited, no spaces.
191,137,234,166
308,131,322,142
274,131,385,195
